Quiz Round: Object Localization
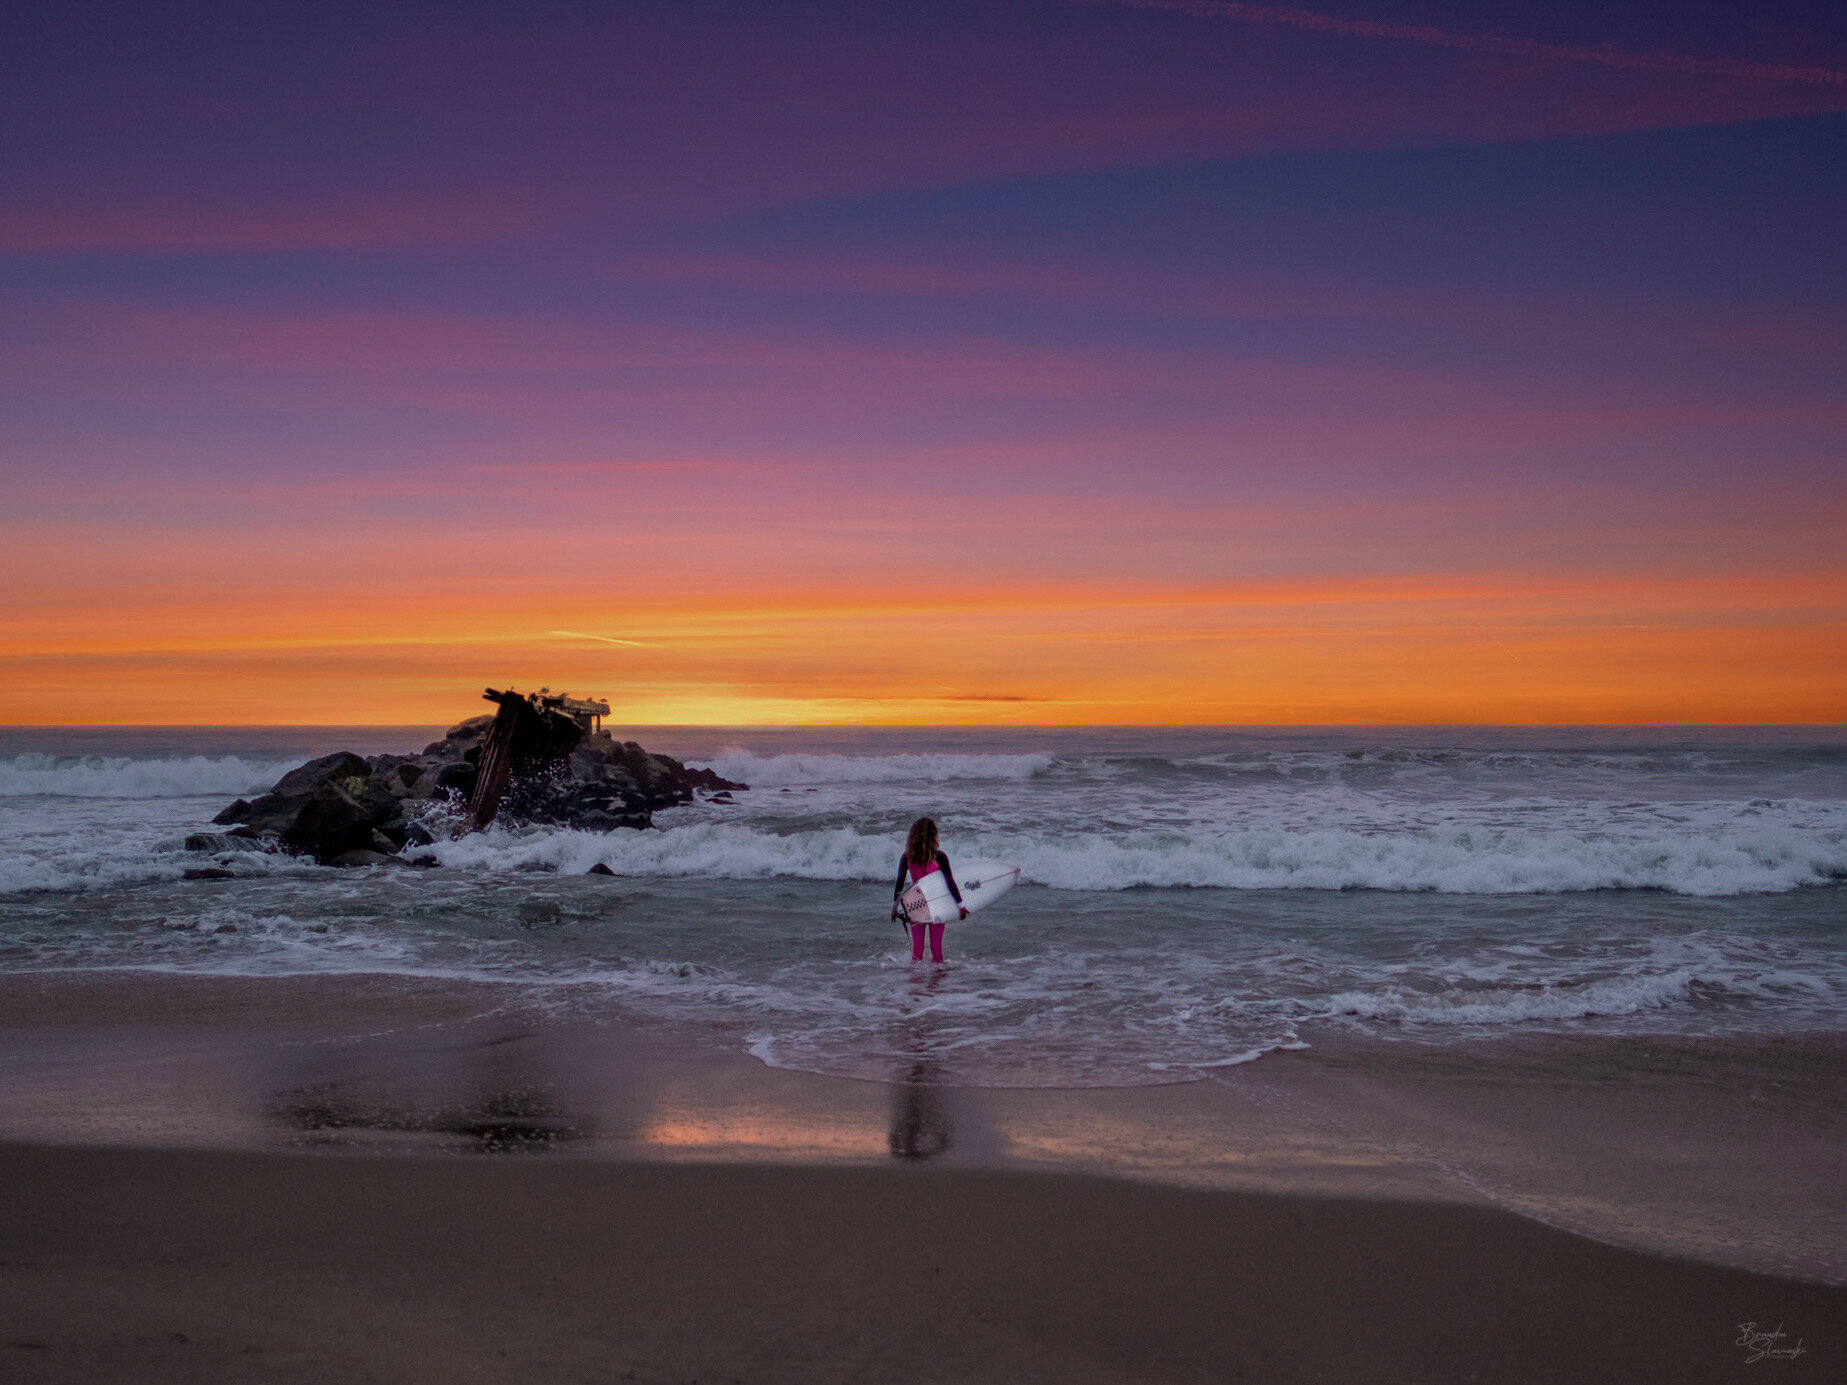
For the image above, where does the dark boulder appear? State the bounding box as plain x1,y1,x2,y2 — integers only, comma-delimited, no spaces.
487,731,743,828
434,761,478,796
183,832,263,854
182,867,237,881
376,760,425,797
328,849,409,868
216,752,381,840
283,775,401,864
270,751,372,798
571,809,649,831
206,706,748,850
418,716,493,759
229,792,310,835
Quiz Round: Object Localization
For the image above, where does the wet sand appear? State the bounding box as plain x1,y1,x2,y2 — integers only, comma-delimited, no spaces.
3,1140,1841,1384
2,971,1844,1381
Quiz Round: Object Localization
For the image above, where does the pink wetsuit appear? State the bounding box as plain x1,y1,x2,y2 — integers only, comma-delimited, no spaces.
905,858,950,963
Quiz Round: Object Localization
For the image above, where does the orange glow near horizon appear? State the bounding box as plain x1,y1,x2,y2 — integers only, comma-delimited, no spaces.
4,566,1841,725
6,5,1844,730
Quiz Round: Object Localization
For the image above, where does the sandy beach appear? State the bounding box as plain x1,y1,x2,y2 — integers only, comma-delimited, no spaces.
4,1141,1841,1385
1,971,1843,1382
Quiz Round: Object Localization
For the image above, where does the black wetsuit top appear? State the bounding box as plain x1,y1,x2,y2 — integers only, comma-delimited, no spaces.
893,851,964,907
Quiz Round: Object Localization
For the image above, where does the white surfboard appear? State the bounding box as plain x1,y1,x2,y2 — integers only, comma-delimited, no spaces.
896,858,1021,925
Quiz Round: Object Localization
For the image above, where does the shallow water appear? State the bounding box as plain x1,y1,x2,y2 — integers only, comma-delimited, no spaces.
2,724,1843,1086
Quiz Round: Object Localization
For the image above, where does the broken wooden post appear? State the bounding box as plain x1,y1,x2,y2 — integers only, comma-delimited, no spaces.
466,687,591,829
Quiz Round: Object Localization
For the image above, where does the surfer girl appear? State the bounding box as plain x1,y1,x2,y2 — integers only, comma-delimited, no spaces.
892,816,966,964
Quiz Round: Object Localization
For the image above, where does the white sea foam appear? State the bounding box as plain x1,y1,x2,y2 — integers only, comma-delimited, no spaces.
697,749,1053,786
424,821,894,880
1002,824,1847,896
7,866,1841,1085
0,838,301,896
7,792,1842,900
422,819,1847,897
1318,970,1703,1025
0,852,184,895
0,754,296,799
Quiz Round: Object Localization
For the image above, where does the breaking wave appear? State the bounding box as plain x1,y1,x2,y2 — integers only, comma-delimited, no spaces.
0,754,297,800
424,819,1847,896
697,749,1054,786
1320,970,1705,1026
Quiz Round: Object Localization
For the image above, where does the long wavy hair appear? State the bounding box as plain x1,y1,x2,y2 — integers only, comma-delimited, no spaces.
904,817,939,867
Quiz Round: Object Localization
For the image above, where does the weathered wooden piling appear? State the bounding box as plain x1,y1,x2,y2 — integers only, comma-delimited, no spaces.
466,687,606,829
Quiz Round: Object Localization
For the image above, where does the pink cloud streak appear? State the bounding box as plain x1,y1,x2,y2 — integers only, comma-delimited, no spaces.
0,199,538,255
1101,0,1847,88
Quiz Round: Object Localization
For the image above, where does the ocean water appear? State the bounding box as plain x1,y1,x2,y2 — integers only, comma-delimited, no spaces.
2,725,1843,1087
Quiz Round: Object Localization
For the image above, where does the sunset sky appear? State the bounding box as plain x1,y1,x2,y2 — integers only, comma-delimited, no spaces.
5,0,1844,724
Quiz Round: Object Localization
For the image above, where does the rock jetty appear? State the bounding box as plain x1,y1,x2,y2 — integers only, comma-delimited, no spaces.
209,707,743,866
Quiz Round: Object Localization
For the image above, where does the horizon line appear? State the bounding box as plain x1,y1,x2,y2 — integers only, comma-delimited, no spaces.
3,720,1843,731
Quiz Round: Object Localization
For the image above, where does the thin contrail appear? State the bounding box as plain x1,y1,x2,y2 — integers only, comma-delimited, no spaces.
1094,0,1847,88
548,630,656,648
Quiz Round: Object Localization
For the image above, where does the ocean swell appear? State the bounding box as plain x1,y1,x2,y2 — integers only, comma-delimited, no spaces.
423,819,1847,896
0,754,296,800
698,749,1054,786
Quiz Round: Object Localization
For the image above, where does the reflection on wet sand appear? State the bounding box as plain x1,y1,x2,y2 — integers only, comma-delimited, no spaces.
889,1060,954,1161
5,968,1844,1285
264,1024,588,1154
889,966,956,1162
269,1081,582,1153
